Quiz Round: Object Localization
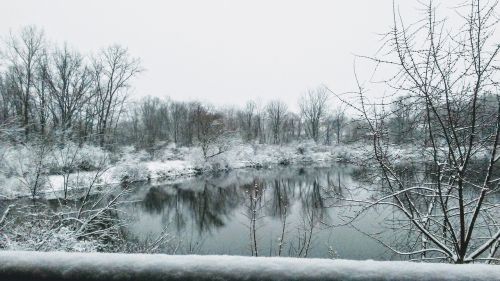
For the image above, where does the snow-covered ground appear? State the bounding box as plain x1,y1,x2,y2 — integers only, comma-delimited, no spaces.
1,140,486,199
0,251,498,281
0,141,371,199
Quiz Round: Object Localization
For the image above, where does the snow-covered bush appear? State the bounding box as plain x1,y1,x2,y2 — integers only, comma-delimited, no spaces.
157,146,193,162
74,144,110,171
1,185,130,253
113,162,150,183
47,142,109,174
0,143,51,198
2,226,99,252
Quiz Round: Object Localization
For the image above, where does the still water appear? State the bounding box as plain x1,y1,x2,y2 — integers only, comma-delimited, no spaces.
121,164,399,260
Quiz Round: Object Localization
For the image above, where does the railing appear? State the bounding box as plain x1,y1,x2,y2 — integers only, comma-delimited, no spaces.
0,251,498,281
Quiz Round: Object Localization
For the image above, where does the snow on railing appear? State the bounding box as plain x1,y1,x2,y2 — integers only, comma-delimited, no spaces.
0,251,499,281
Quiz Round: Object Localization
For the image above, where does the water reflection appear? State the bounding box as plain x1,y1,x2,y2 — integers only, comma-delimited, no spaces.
141,183,242,233
136,167,332,231
121,164,389,259
4,161,496,259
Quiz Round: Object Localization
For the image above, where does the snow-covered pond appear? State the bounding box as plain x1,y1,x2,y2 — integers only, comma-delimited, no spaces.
120,164,397,260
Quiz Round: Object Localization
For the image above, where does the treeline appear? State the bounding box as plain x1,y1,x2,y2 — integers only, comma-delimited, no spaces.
121,91,498,151
0,26,359,150
117,92,359,151
0,26,141,146
5,26,495,151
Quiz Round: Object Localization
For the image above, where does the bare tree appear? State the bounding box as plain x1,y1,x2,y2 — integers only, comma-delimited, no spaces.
44,44,93,137
239,100,256,142
92,45,141,147
170,101,187,144
137,96,164,148
332,106,347,144
336,0,500,263
0,73,17,126
299,86,329,143
195,106,229,160
2,26,45,139
387,95,420,144
266,100,288,144
32,50,50,136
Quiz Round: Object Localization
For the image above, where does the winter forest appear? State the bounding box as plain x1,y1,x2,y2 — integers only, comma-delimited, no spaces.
0,0,500,280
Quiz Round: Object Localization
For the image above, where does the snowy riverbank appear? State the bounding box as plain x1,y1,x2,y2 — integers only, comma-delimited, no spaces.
0,142,371,199
0,141,443,199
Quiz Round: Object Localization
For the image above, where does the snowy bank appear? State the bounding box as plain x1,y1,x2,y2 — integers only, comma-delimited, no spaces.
3,141,467,199
1,142,369,199
0,251,498,281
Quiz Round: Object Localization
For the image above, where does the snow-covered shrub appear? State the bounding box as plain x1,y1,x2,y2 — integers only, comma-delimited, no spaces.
0,224,98,252
332,145,351,162
144,140,170,159
75,144,109,171
40,227,100,252
0,143,51,198
1,196,126,253
0,175,25,198
206,156,231,171
0,145,33,176
278,158,291,165
113,162,150,183
156,144,192,161
47,142,109,174
296,140,315,153
123,149,152,162
297,146,306,155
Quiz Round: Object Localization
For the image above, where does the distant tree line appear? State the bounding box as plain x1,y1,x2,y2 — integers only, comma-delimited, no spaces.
0,27,356,150
4,26,484,150
0,26,141,147
117,93,359,151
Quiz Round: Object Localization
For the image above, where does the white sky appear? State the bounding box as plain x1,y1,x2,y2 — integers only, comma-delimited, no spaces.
0,0,469,111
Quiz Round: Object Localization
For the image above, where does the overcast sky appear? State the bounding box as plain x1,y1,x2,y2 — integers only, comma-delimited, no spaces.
1,0,461,111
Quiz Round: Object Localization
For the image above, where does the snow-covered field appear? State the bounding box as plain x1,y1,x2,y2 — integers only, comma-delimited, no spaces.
0,251,498,281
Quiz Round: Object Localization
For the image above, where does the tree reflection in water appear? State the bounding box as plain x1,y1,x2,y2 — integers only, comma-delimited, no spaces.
122,162,500,259
120,164,387,258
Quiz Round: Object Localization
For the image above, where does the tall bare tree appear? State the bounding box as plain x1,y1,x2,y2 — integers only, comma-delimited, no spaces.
266,100,288,144
32,50,50,136
2,26,45,138
44,44,93,137
194,106,228,159
92,45,141,147
169,101,186,144
331,106,347,144
338,0,500,263
299,86,329,142
239,100,256,142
